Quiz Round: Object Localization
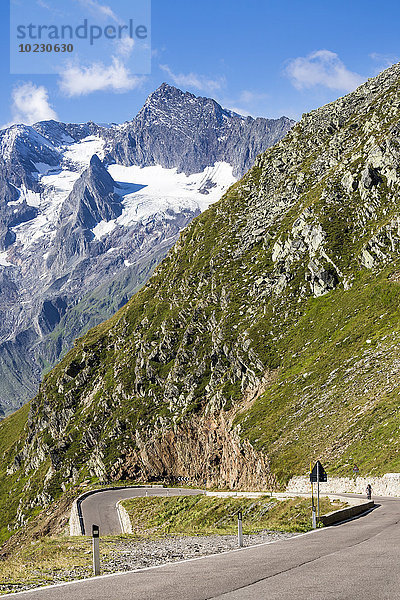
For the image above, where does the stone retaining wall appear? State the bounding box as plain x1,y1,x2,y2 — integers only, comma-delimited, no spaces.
206,491,267,499
320,501,374,526
69,499,81,536
116,501,133,534
287,473,400,497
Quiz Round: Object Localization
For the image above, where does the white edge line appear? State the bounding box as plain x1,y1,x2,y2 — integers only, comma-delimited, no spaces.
1,534,307,597
0,524,353,598
2,501,377,597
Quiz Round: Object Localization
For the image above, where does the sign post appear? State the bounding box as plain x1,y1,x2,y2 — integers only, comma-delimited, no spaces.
310,461,327,525
92,524,100,576
312,504,317,529
310,461,316,529
238,511,243,548
317,461,320,521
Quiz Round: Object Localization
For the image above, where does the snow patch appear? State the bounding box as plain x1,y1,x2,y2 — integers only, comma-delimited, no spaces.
92,220,117,240
11,152,235,251
8,198,23,206
63,136,105,169
0,252,13,267
12,138,105,249
107,162,235,228
34,162,56,176
21,186,41,208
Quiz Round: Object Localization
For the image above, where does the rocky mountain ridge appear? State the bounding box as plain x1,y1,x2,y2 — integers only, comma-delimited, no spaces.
106,83,293,177
2,61,400,541
0,84,293,415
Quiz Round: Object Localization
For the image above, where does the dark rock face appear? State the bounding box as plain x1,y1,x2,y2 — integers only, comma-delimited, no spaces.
47,155,123,270
0,180,38,250
62,155,123,229
37,298,67,336
32,119,104,146
0,85,293,415
106,83,294,178
0,125,62,195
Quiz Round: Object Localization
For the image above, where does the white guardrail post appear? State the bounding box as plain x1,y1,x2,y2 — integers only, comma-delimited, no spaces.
238,511,243,547
92,524,100,576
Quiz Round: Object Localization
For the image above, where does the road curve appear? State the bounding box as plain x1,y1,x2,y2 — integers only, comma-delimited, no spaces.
80,487,203,535
6,494,400,599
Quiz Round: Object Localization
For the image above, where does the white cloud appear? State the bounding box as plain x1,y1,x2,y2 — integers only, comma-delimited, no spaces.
36,0,65,17
237,90,269,104
115,36,135,58
285,50,365,92
159,64,225,94
223,106,252,117
152,47,165,59
369,53,399,74
370,52,398,66
59,57,143,96
7,82,58,126
217,89,270,118
75,0,119,22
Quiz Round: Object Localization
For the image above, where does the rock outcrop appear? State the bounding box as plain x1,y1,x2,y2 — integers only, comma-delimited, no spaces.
6,63,400,534
107,83,293,178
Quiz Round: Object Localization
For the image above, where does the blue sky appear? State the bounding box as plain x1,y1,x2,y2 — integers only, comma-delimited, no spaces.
1,0,400,127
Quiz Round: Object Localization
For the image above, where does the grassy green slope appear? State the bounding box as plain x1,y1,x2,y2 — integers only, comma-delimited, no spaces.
37,256,160,372
3,63,400,538
121,495,346,535
0,404,46,544
238,269,400,481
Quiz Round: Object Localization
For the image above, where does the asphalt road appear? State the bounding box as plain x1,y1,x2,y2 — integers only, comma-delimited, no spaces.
7,494,400,599
80,486,203,535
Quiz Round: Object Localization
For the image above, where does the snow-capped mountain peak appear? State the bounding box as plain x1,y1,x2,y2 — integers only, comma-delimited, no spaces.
0,83,294,415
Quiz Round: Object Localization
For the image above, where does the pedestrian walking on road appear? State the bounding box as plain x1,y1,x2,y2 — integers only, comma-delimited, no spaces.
366,483,372,500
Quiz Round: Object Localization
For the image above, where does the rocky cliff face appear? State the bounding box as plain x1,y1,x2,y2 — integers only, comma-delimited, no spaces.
0,85,293,415
106,83,293,178
47,155,123,271
7,63,400,533
58,155,123,229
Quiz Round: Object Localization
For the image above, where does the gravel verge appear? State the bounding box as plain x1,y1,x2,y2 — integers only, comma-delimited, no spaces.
101,531,299,573
0,531,298,595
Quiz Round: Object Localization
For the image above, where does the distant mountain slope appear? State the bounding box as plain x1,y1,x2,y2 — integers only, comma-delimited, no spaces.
0,85,293,415
106,83,293,177
2,62,400,543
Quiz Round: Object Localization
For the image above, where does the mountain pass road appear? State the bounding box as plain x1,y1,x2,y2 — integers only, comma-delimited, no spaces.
6,494,400,599
80,486,203,535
